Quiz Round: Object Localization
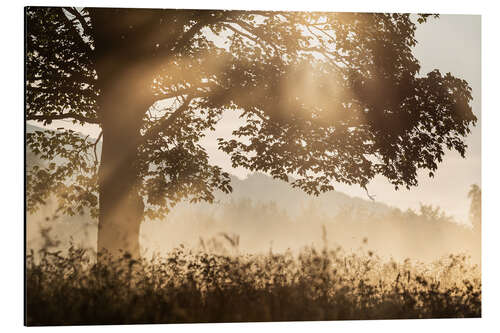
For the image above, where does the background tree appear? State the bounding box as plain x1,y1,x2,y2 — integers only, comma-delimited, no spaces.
26,7,477,258
468,184,481,231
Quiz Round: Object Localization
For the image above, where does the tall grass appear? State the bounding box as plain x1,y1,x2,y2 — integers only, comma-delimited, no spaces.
26,242,481,325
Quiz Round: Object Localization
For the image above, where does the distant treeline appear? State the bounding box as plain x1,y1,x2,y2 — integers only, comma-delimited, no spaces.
27,195,480,264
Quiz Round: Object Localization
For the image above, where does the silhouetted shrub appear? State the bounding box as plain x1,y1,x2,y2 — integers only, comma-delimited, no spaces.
26,244,481,325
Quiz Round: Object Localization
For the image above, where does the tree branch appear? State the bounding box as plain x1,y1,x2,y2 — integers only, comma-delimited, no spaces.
63,7,93,39
224,18,282,56
362,185,376,201
92,131,103,165
27,85,97,99
154,82,215,100
57,8,94,56
220,23,270,53
141,96,194,145
27,113,100,124
156,13,224,60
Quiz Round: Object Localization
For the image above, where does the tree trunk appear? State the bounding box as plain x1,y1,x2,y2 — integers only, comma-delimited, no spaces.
97,113,144,259
90,8,158,259
95,64,153,258
96,70,151,258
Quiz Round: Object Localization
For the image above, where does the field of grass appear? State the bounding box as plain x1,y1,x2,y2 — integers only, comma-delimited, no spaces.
25,244,481,326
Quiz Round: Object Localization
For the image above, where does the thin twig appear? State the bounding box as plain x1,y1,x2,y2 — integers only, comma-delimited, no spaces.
92,131,103,165
362,185,376,201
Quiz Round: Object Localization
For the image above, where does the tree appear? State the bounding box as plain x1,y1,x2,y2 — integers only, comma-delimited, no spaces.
468,184,481,230
26,7,477,258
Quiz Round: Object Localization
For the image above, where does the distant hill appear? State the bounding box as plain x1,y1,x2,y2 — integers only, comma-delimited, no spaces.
226,172,391,217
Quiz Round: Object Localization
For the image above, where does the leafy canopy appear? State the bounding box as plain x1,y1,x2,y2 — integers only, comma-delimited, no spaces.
26,8,477,220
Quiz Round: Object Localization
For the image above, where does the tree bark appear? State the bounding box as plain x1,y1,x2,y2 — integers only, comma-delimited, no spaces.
97,111,144,259
94,63,154,259
96,69,151,259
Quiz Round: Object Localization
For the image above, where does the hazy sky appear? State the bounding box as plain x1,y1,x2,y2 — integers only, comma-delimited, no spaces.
32,13,481,223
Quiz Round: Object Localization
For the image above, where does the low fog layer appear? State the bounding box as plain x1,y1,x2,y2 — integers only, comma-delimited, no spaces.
27,172,480,264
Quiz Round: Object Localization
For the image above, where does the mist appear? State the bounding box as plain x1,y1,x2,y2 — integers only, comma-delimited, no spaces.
27,172,480,265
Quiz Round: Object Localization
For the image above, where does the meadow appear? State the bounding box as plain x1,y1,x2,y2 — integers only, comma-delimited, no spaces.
26,240,481,325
